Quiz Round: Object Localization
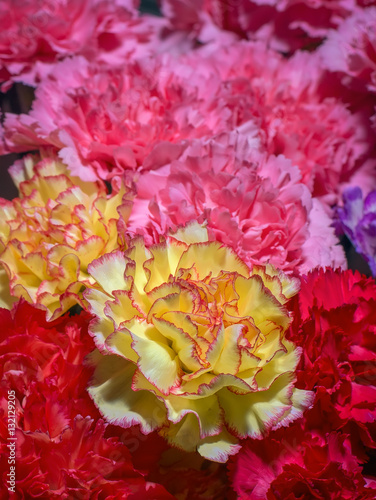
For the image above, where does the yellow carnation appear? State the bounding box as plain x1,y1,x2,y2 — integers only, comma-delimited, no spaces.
0,156,132,319
85,223,313,462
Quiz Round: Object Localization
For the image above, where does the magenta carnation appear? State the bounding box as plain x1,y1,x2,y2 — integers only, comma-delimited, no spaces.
229,426,376,500
127,134,346,273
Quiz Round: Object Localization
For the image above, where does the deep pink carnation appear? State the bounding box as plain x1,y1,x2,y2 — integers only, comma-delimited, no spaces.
228,268,376,498
229,426,376,499
0,0,170,89
160,0,370,53
127,133,346,273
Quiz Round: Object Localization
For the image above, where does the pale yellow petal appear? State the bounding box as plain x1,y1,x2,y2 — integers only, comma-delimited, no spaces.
88,251,127,295
88,351,168,433
218,372,296,439
197,429,241,463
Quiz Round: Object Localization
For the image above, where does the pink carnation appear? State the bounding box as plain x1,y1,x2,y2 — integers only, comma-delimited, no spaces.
127,133,346,273
205,43,375,206
320,7,376,94
160,0,365,53
0,0,170,90
319,7,376,140
3,54,227,181
4,41,373,198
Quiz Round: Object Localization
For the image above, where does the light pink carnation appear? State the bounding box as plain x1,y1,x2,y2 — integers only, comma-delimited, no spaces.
3,54,229,181
160,0,366,53
126,133,346,273
0,0,170,89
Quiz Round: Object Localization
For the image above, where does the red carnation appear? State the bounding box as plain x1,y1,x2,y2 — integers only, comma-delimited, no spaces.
0,300,173,498
287,269,376,458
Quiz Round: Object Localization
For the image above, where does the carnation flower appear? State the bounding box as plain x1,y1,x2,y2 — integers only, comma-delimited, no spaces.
4,41,372,203
287,268,376,458
337,187,376,275
160,0,362,53
84,222,313,462
319,7,376,151
205,42,374,206
0,299,173,498
320,7,376,95
0,0,170,89
0,300,97,434
2,54,227,181
127,134,346,273
0,155,132,319
11,417,174,499
229,426,376,499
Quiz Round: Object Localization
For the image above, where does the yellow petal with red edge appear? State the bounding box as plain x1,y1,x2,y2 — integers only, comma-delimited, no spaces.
160,412,201,452
104,289,144,328
88,351,168,433
251,264,300,303
197,429,241,463
235,275,290,330
152,317,203,372
125,239,150,294
88,251,127,295
144,240,188,293
133,337,182,395
272,387,315,429
147,288,195,321
218,372,296,439
212,324,245,376
163,393,223,438
255,341,301,389
0,265,17,309
104,328,139,364
177,242,249,279
170,221,209,244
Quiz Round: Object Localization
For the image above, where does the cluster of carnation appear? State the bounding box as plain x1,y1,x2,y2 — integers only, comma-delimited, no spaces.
0,0,376,498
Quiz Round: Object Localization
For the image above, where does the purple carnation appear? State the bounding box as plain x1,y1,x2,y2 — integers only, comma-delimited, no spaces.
338,187,376,275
